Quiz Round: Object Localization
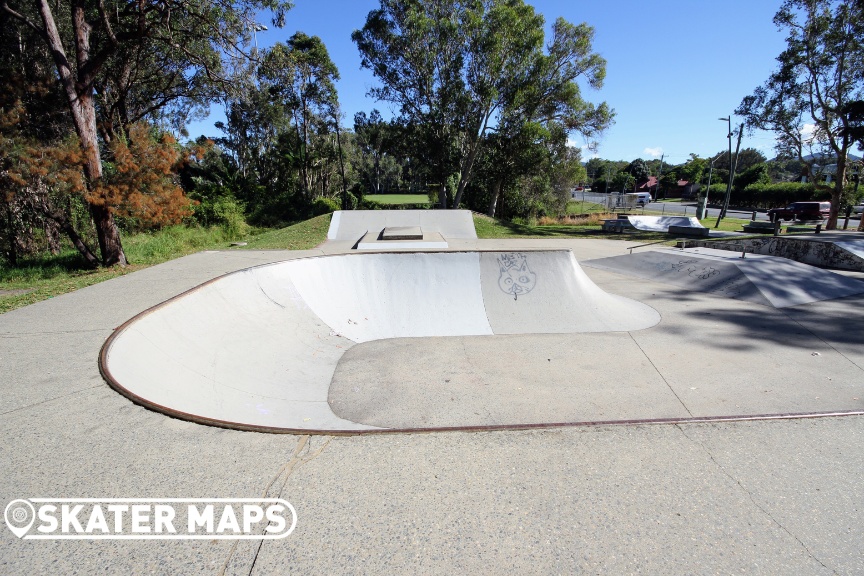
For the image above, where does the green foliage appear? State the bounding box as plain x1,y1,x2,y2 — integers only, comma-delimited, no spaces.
728,182,818,208
624,158,649,181
311,196,340,215
353,0,611,209
678,154,706,185
239,214,331,250
735,163,771,191
736,0,864,226
710,148,767,174
611,171,635,193
0,215,335,313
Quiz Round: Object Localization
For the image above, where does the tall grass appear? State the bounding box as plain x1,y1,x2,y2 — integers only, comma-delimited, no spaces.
538,213,615,226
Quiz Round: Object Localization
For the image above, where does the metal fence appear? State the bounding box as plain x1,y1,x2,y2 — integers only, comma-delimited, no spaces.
571,191,640,210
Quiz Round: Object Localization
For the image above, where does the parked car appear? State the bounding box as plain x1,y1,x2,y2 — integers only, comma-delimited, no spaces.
853,204,863,214
634,192,652,206
767,202,831,221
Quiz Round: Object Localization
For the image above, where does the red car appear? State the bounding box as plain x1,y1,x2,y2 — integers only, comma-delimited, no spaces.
767,202,831,221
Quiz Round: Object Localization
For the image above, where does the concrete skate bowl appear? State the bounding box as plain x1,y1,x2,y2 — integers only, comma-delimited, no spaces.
100,250,662,433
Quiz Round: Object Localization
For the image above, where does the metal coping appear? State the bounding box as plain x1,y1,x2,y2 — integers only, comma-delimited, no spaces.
99,249,864,436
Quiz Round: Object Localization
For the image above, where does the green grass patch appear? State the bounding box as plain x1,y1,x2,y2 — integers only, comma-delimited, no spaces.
0,216,332,314
365,194,431,205
565,200,606,214
239,214,331,250
472,213,669,241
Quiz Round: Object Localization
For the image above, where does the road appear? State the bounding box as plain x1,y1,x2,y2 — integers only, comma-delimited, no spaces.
572,191,862,226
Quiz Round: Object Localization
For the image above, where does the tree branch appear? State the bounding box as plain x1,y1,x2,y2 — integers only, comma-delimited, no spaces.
1,1,47,40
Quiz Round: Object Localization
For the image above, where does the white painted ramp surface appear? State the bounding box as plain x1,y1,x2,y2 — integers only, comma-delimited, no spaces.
327,209,477,241
627,216,704,231
103,251,659,432
480,251,661,333
105,270,372,431
283,253,493,343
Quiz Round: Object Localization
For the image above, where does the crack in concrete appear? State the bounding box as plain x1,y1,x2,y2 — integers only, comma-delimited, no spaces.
218,435,332,576
628,332,693,417
0,383,104,417
778,310,864,372
675,424,837,575
0,328,111,338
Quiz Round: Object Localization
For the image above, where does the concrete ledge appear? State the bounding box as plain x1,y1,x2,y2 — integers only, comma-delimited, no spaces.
669,225,710,237
357,230,448,250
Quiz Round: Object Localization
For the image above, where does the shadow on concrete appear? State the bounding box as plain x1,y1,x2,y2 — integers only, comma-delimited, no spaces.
641,284,864,352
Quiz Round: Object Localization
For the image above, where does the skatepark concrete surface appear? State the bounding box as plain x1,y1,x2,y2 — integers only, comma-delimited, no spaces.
101,250,660,432
584,246,864,308
3,232,864,573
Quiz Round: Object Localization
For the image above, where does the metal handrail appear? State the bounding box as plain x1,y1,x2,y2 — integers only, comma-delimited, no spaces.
627,239,675,254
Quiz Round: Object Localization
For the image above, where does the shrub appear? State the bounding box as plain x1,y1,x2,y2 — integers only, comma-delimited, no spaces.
311,196,340,215
213,197,249,240
733,182,817,208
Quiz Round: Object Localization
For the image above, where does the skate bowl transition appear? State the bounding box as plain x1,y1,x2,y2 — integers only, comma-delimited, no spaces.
627,216,704,232
100,250,661,433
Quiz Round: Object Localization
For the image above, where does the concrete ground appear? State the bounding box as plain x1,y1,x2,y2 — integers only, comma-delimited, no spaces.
2,239,864,575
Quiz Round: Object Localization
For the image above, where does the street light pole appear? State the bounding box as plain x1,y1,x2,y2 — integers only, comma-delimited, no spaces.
715,116,732,228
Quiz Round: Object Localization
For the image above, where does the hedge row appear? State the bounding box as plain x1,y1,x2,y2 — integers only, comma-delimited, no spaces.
706,182,828,209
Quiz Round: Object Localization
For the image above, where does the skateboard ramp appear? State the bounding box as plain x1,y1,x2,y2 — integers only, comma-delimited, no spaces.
626,216,704,232
101,250,660,433
584,248,864,308
327,209,477,242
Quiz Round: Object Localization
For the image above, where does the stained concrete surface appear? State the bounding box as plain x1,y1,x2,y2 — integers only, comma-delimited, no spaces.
2,239,864,575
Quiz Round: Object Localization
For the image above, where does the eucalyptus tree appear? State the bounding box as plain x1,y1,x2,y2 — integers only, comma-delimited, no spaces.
354,0,610,209
483,16,611,215
353,109,391,197
1,0,291,265
260,33,340,200
736,0,864,229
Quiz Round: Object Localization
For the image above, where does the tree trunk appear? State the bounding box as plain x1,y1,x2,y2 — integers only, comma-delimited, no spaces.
438,181,448,209
38,0,127,266
826,155,846,230
44,218,62,254
487,177,503,217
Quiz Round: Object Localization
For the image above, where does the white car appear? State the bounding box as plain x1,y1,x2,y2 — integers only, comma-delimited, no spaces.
853,204,863,214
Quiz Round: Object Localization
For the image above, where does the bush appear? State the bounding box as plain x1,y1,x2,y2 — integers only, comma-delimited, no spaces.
192,196,249,240
311,196,340,216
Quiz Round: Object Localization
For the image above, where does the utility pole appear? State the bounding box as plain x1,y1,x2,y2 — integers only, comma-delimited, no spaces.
655,154,664,199
716,122,743,227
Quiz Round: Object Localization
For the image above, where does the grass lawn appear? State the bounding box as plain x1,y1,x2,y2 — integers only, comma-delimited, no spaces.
472,214,670,241
365,194,431,205
565,200,607,214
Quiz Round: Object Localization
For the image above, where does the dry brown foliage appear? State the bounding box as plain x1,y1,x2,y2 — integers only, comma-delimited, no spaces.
4,120,192,229
537,213,615,226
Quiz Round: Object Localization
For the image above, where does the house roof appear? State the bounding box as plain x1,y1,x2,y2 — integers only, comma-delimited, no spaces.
637,176,658,191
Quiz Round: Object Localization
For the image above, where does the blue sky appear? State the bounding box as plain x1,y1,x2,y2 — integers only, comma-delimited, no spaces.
187,0,789,165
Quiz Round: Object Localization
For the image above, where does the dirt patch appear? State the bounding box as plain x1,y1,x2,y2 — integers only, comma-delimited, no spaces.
0,289,34,297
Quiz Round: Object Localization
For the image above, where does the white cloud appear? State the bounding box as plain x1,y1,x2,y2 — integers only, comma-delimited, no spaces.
643,147,664,158
800,123,817,143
